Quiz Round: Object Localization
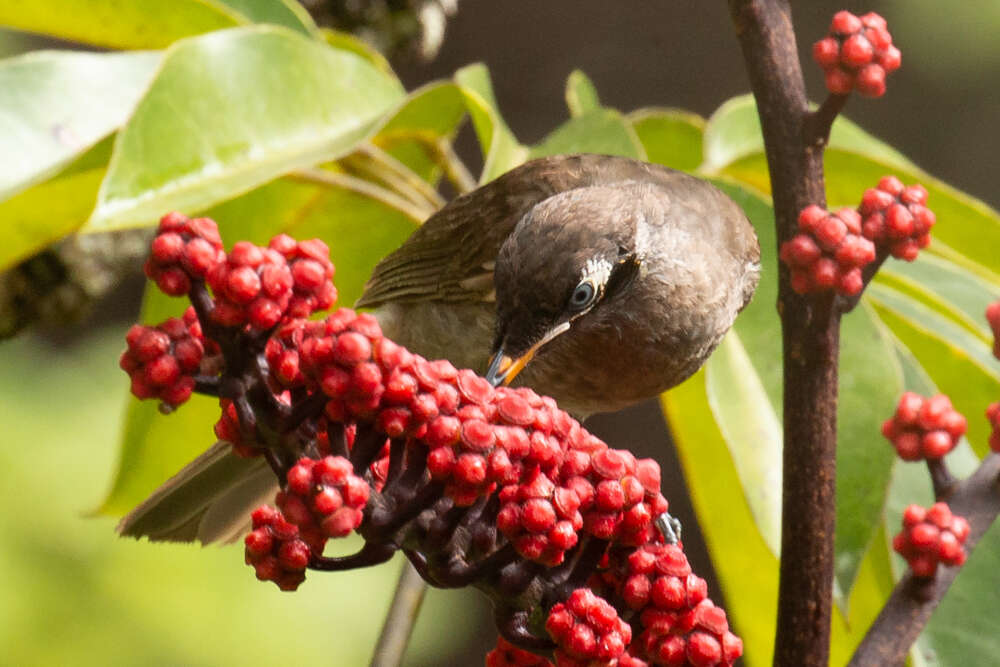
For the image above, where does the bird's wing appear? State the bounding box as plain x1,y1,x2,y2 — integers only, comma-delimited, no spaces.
356,154,684,308
116,441,277,544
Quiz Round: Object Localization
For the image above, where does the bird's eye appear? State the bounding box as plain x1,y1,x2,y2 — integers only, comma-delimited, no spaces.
568,281,597,311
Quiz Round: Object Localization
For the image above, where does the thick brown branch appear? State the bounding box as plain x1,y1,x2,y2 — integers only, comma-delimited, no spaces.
848,454,1000,666
728,1,839,665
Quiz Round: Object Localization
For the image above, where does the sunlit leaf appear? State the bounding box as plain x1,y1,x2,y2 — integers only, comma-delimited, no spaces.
454,63,528,183
215,0,317,36
320,28,393,75
0,0,241,49
85,26,404,231
0,50,160,201
628,108,705,172
0,136,113,272
565,69,600,117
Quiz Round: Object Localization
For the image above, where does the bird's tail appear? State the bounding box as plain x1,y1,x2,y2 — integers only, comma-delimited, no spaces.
116,441,278,544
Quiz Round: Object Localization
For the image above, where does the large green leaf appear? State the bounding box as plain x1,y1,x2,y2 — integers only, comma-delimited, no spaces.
0,0,241,50
0,50,160,201
84,26,405,231
0,136,113,272
628,108,705,172
454,64,529,183
100,172,415,512
215,0,318,36
367,81,467,185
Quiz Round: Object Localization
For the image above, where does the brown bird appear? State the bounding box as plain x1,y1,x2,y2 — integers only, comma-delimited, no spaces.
118,154,760,543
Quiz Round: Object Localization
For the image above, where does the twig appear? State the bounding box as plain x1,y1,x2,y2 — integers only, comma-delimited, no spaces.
429,138,477,194
928,458,958,500
370,562,429,667
803,93,850,149
728,1,842,665
289,168,433,223
848,455,1000,666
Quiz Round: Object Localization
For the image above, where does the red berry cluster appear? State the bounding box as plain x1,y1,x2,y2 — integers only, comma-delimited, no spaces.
858,176,935,261
144,212,225,296
780,205,875,296
275,456,370,557
268,234,338,318
893,502,970,577
881,392,967,461
545,588,632,666
986,402,1000,453
120,307,207,408
486,638,554,667
988,300,1000,359
128,216,743,665
813,11,900,98
244,505,312,591
601,544,741,667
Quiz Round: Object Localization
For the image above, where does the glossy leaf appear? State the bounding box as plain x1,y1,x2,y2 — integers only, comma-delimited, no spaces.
866,284,1000,455
85,26,405,231
530,109,645,160
565,69,600,117
0,0,241,50
879,253,1000,341
367,81,467,184
320,28,393,75
628,108,705,172
0,136,113,272
454,63,529,183
0,50,160,201
215,0,318,36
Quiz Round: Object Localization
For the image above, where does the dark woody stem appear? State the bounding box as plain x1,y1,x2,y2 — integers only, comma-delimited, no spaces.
729,1,842,664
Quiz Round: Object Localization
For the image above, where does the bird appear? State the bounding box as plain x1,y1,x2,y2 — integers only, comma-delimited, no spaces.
117,153,761,544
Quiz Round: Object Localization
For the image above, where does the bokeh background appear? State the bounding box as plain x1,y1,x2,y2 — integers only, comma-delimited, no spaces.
2,1,998,665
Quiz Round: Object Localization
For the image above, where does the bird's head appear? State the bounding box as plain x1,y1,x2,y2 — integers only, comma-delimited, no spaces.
485,184,645,387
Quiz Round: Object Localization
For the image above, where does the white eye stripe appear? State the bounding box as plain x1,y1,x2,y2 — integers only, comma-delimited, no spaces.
583,257,613,287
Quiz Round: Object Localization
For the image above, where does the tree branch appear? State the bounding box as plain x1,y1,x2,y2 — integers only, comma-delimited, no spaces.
848,454,1000,666
728,2,840,665
370,561,429,667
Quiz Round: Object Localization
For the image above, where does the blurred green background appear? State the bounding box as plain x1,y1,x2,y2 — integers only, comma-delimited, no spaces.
2,1,999,665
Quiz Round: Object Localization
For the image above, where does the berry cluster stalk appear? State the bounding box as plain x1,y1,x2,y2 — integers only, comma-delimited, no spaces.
727,1,840,665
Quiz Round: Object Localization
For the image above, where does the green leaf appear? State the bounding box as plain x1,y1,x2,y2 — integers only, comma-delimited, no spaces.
530,109,645,160
0,136,113,272
704,332,783,556
879,253,1000,341
214,0,318,36
320,28,393,75
662,368,779,667
628,108,705,172
701,94,912,174
0,50,160,201
0,0,241,50
368,81,467,184
84,26,405,231
565,69,600,117
454,63,529,183
832,301,903,600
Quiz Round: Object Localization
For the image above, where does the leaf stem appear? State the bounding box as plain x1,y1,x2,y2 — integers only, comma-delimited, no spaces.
355,143,446,210
289,168,432,223
369,561,429,667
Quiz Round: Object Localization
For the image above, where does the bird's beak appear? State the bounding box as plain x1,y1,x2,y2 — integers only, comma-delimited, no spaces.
485,322,571,387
